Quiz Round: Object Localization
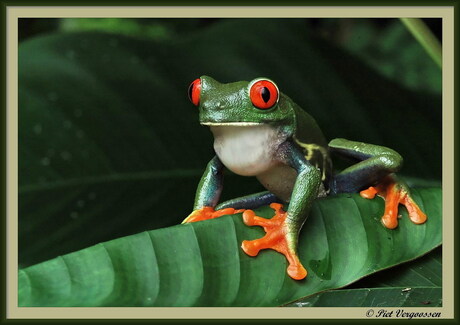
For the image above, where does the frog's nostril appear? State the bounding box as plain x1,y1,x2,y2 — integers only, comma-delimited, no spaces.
202,100,226,111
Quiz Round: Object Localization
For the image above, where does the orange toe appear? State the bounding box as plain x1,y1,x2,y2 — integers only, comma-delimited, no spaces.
182,206,215,223
360,186,378,199
183,207,245,224
241,239,260,257
402,194,428,225
287,263,308,281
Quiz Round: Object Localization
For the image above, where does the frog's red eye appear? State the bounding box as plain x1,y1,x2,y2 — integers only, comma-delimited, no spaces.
188,78,201,106
249,79,279,110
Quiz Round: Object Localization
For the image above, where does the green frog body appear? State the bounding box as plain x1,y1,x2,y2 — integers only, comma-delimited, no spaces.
183,76,427,280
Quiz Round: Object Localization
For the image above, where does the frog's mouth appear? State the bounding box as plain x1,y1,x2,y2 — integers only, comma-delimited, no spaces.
201,121,262,126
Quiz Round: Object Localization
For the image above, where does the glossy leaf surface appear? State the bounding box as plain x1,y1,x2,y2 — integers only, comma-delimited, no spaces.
19,188,441,307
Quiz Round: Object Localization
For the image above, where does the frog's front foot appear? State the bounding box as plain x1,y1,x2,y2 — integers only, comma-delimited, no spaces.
182,206,245,224
360,175,427,229
241,203,307,280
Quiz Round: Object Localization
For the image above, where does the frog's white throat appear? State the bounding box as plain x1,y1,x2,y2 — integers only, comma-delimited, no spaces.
210,124,287,176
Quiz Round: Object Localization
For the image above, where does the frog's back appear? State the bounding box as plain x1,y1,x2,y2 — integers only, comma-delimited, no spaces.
292,103,332,193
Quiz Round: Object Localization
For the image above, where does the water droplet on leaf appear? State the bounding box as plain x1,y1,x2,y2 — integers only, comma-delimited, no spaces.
33,124,42,135
40,157,50,166
63,120,72,129
66,50,76,60
60,151,72,160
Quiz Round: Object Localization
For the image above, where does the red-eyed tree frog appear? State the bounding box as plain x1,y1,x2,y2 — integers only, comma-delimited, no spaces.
182,76,427,281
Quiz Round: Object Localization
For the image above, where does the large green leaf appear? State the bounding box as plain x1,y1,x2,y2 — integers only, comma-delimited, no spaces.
18,188,441,307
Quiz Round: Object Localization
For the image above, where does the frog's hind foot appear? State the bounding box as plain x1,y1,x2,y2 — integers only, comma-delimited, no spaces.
360,175,427,229
182,207,245,224
241,203,307,280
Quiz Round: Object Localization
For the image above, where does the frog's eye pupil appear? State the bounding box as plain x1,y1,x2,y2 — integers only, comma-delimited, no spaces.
188,78,201,106
249,79,279,109
261,87,270,103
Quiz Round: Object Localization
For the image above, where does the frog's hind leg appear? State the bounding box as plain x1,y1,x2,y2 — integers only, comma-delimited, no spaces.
328,138,403,194
328,138,427,229
216,191,281,210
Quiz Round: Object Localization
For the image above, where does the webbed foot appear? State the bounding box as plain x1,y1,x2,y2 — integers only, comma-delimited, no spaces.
241,203,307,280
182,206,245,224
360,175,427,229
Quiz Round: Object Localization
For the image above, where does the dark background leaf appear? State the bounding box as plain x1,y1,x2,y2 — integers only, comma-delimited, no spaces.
309,18,442,94
285,247,442,307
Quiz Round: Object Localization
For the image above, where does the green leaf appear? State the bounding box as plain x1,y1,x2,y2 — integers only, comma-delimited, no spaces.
339,19,442,94
400,18,442,69
285,247,442,307
18,188,441,307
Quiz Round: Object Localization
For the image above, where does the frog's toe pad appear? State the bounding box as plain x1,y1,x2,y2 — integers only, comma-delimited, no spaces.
287,264,308,281
242,209,274,227
401,195,427,225
241,239,261,256
241,203,307,280
360,186,378,199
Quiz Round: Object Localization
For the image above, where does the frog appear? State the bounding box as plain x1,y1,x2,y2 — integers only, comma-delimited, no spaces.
182,76,427,280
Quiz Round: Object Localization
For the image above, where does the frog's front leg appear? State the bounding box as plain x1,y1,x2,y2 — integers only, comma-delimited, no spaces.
182,156,239,223
182,156,280,223
329,138,427,229
241,142,321,280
